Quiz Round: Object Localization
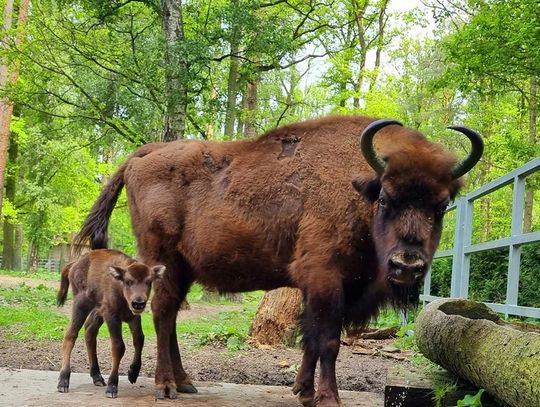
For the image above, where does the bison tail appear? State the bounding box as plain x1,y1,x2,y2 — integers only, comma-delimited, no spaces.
73,163,128,253
57,262,72,306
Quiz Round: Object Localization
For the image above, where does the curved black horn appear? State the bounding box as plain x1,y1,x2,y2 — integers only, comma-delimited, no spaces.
361,119,403,174
447,125,484,179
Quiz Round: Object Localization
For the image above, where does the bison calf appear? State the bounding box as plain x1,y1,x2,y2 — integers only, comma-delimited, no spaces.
56,249,165,398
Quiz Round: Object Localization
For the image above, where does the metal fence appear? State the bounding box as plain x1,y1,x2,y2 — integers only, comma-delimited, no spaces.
421,156,540,319
0,256,62,272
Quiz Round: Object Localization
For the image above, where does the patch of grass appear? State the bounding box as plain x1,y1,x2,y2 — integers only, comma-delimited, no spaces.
0,279,262,347
0,283,58,307
0,269,60,281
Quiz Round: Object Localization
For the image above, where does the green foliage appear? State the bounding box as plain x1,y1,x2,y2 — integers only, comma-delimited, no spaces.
393,322,416,350
431,243,540,307
456,389,485,407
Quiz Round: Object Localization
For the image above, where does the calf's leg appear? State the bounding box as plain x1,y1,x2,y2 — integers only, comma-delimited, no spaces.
84,309,105,386
57,295,94,392
127,316,144,384
104,315,125,398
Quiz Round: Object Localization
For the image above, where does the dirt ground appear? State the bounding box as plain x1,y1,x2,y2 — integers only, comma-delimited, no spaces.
0,275,411,394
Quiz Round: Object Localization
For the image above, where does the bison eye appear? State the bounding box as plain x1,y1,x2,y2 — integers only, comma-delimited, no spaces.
378,197,386,207
435,203,448,217
125,280,133,287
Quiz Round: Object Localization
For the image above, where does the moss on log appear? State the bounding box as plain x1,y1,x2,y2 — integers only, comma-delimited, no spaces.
415,298,540,407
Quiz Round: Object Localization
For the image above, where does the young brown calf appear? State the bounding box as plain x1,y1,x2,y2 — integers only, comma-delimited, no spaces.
56,249,165,398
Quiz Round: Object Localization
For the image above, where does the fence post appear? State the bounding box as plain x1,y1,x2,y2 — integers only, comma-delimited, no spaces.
506,175,526,317
450,197,473,298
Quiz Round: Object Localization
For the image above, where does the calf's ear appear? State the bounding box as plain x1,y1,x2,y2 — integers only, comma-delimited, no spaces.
152,265,166,279
108,266,125,281
352,174,381,202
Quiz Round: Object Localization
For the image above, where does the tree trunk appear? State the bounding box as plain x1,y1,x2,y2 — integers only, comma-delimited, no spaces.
369,0,389,92
0,0,29,220
415,298,540,407
523,75,536,233
224,0,240,138
13,223,22,270
244,79,258,138
161,0,187,141
249,287,302,346
2,110,19,270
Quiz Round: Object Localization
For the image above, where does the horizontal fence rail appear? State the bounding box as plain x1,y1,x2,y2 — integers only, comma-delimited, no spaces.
421,156,540,319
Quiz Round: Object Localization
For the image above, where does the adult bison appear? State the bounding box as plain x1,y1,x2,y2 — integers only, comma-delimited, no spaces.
76,116,483,406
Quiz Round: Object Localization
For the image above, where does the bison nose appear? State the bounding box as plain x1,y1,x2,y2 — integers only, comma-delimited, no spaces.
131,299,147,311
388,254,426,285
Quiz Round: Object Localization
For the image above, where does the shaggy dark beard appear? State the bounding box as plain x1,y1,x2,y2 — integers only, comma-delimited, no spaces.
389,281,421,311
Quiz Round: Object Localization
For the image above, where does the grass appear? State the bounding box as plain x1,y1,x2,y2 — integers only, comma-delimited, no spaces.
0,278,263,349
0,268,61,281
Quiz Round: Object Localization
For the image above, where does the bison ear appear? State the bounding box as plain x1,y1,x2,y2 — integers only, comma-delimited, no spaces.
449,178,463,200
352,175,381,202
108,266,125,281
152,265,166,279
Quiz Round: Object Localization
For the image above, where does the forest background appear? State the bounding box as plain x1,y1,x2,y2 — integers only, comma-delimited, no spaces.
0,0,539,308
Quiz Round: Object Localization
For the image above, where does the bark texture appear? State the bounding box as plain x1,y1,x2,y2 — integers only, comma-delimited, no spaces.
249,287,302,346
415,298,540,407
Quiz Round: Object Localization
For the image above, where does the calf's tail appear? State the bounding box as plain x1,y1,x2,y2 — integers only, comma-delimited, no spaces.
57,262,72,306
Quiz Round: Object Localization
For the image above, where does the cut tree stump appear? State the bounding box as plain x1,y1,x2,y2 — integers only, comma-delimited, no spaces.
249,287,302,346
415,298,540,407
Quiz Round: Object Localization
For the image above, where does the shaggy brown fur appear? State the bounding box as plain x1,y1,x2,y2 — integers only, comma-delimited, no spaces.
75,115,480,406
56,249,165,398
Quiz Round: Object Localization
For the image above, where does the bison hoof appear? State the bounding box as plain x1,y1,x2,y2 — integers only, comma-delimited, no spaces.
105,384,118,398
128,365,141,384
155,389,166,400
315,395,342,407
57,377,70,393
177,383,198,393
292,383,315,407
92,374,106,386
167,388,178,399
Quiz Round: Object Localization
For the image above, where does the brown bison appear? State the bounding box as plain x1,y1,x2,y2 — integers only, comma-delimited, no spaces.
75,116,483,406
56,249,165,397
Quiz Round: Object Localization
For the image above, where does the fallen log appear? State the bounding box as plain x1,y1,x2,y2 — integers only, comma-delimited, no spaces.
415,298,540,407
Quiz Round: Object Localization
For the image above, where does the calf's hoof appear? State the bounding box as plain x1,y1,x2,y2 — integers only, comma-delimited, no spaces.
57,377,70,393
128,365,141,384
177,383,198,393
92,374,106,386
105,384,118,398
57,384,69,393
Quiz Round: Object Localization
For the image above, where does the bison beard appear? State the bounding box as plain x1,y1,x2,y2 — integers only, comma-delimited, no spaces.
75,115,483,406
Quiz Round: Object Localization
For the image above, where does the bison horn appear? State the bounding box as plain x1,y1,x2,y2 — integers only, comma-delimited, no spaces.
361,119,403,175
447,125,484,179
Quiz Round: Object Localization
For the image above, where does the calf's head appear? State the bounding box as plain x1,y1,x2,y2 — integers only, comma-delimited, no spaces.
109,263,166,314
353,119,483,305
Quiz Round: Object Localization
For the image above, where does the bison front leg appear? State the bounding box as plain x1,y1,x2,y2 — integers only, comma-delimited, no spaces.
84,310,105,386
170,327,197,393
152,294,180,399
294,286,344,407
293,264,344,407
57,295,93,393
104,316,125,398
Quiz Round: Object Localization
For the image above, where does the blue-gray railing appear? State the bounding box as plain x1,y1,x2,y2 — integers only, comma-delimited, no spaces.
421,156,540,319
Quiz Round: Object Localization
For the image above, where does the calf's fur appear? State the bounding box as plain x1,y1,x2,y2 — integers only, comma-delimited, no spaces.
56,249,164,398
